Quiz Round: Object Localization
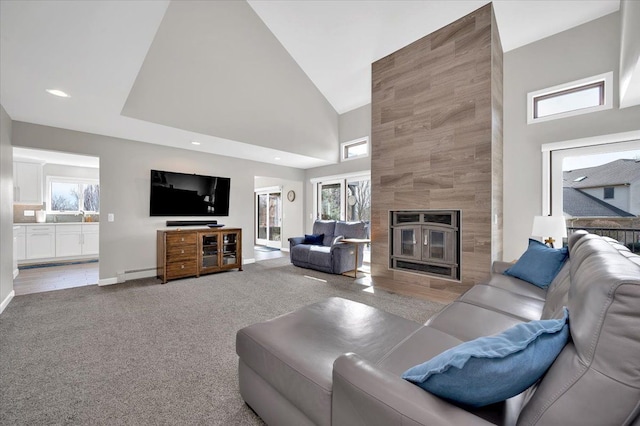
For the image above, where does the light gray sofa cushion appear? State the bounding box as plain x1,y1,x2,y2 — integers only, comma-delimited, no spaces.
236,298,422,426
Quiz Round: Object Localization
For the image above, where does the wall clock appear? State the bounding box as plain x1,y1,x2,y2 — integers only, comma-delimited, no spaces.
287,190,296,202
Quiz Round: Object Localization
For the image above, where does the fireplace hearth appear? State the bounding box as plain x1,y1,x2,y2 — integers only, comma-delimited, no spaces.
390,210,460,280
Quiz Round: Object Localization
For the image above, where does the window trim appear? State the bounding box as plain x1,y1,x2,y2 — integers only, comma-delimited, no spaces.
340,137,369,162
540,131,640,217
527,72,613,124
46,175,100,213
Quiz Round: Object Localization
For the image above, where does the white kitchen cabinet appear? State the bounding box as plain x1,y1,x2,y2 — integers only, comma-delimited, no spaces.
55,224,83,257
15,225,26,261
81,223,99,255
26,225,55,259
13,226,21,278
13,161,43,204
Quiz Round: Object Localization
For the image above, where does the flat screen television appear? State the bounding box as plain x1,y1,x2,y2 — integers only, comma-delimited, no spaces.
150,169,230,216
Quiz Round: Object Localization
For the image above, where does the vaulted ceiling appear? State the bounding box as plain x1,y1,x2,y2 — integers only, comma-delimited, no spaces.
0,0,622,168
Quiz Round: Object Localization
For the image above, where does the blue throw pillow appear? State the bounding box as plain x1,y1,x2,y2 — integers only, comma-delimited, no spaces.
303,233,324,245
402,308,569,407
504,239,568,288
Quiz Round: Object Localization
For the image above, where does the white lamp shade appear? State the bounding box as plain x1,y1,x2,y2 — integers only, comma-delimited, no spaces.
532,216,567,239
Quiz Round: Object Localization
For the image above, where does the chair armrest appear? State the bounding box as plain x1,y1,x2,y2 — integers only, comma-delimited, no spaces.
288,236,306,248
332,353,493,426
329,241,349,252
492,260,514,274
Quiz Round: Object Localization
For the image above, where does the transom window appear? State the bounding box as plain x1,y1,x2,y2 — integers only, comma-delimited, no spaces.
341,138,369,162
47,177,100,212
528,72,612,124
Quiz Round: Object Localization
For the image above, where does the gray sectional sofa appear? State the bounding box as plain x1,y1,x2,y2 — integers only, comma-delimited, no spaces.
236,231,640,425
288,220,367,274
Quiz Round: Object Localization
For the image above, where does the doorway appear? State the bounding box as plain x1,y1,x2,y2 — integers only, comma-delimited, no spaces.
12,147,100,295
255,187,282,249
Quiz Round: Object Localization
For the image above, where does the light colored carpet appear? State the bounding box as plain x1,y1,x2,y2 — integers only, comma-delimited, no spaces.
0,257,446,425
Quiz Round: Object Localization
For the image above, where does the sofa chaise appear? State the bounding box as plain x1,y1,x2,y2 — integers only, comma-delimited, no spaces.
288,220,367,274
236,231,640,425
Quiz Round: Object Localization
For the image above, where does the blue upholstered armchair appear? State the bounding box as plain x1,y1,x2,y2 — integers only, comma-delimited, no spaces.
288,220,367,274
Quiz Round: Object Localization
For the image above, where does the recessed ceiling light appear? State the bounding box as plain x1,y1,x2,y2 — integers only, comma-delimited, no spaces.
274,157,281,160
46,89,70,98
191,141,201,145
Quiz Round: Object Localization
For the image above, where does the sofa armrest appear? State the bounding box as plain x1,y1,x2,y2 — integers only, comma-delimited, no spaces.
288,236,306,248
332,353,493,426
492,260,514,274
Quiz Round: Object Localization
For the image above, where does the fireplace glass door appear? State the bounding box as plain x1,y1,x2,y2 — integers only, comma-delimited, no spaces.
422,226,455,263
393,226,421,261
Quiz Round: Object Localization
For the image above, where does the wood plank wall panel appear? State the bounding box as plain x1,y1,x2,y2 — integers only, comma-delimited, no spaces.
370,4,503,298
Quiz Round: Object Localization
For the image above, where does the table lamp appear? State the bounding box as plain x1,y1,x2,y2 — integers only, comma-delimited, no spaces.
532,215,567,248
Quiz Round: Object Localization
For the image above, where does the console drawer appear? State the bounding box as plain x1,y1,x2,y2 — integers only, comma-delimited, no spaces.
167,244,197,262
166,232,197,246
166,260,197,279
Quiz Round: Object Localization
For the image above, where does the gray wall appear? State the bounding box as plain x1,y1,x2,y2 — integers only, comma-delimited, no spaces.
122,0,339,163
503,11,640,260
12,122,305,282
304,104,371,231
0,105,13,311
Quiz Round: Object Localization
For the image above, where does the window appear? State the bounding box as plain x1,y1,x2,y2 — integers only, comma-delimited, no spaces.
341,138,369,161
603,187,614,199
48,177,100,212
528,72,612,124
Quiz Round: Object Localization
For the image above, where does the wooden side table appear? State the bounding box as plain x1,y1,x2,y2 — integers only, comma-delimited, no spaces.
340,238,371,278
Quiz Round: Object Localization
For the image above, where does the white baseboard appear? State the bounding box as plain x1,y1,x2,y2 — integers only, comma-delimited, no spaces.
0,290,15,314
13,268,19,279
99,268,157,286
243,258,256,265
280,247,290,253
98,277,118,286
124,269,157,281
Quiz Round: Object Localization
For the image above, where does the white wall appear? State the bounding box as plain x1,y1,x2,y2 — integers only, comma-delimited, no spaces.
0,105,14,312
503,12,640,260
304,104,372,231
620,0,640,108
12,121,305,282
254,176,304,248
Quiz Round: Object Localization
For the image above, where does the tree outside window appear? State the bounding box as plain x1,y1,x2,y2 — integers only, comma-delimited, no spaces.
50,180,100,212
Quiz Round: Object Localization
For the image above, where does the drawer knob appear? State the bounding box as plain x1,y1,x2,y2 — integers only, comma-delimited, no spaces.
181,249,184,254
181,237,185,242
181,265,185,269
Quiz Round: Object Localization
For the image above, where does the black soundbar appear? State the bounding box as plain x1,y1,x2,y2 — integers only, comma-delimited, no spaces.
166,220,217,227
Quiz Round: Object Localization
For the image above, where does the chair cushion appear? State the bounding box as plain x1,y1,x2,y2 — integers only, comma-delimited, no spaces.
335,221,366,239
312,220,337,246
504,239,568,288
402,308,569,407
304,233,324,245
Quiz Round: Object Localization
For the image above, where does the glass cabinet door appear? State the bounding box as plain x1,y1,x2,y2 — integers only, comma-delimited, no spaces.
222,232,238,266
201,234,219,269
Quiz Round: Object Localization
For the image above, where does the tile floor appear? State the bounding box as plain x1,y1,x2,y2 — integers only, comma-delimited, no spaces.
13,261,99,296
